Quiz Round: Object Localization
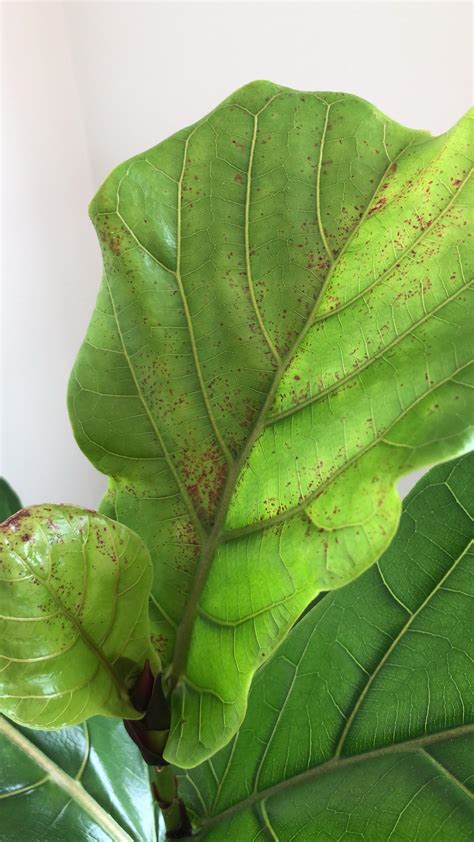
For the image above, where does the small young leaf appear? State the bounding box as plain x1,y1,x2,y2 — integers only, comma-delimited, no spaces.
69,80,473,764
0,505,158,728
180,452,474,839
0,716,156,841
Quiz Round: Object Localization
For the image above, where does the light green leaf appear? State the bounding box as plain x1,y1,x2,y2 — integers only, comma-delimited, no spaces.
0,505,158,728
0,478,21,523
180,452,474,840
0,715,156,841
68,80,473,765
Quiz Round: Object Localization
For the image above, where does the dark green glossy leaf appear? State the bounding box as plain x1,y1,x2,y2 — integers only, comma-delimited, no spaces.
0,715,156,841
69,80,473,764
180,452,474,839
0,478,21,523
0,505,158,728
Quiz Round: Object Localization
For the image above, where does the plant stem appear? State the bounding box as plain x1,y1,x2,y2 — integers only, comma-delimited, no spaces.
123,667,192,838
152,764,191,839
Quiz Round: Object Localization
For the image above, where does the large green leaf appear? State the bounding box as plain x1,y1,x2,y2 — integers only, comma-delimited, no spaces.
0,505,158,728
0,715,156,841
68,80,473,765
0,479,21,523
180,452,474,839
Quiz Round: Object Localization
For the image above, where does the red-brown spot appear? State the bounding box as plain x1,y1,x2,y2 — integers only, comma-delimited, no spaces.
368,197,387,215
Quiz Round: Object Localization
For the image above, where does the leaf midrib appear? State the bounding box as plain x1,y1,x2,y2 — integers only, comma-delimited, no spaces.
334,539,473,757
192,723,473,833
313,167,472,324
191,481,474,831
165,106,412,684
0,715,133,842
10,536,131,708
99,97,467,693
267,274,471,425
221,359,472,542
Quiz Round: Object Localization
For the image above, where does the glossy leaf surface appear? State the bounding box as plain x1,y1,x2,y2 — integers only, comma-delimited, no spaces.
180,452,474,839
0,479,21,523
0,505,157,728
0,715,155,841
69,81,473,765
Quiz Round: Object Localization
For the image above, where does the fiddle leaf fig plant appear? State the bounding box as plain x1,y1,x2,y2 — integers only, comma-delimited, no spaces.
69,81,473,766
2,454,472,839
179,451,474,840
0,82,473,840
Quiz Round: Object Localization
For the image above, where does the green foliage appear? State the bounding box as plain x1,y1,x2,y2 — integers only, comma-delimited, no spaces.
0,505,158,728
1,82,473,841
0,478,21,523
68,81,473,765
179,452,474,839
0,716,156,841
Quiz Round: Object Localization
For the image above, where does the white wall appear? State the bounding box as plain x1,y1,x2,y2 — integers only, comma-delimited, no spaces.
2,2,104,508
1,1,472,508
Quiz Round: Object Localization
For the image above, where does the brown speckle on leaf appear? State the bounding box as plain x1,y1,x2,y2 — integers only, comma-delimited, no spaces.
368,197,387,215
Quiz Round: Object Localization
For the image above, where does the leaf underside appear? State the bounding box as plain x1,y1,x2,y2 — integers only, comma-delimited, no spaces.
179,452,474,840
0,505,157,729
0,715,156,842
68,80,473,765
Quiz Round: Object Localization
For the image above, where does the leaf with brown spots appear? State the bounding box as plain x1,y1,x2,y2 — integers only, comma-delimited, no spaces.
0,505,157,729
181,453,474,839
68,81,473,766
